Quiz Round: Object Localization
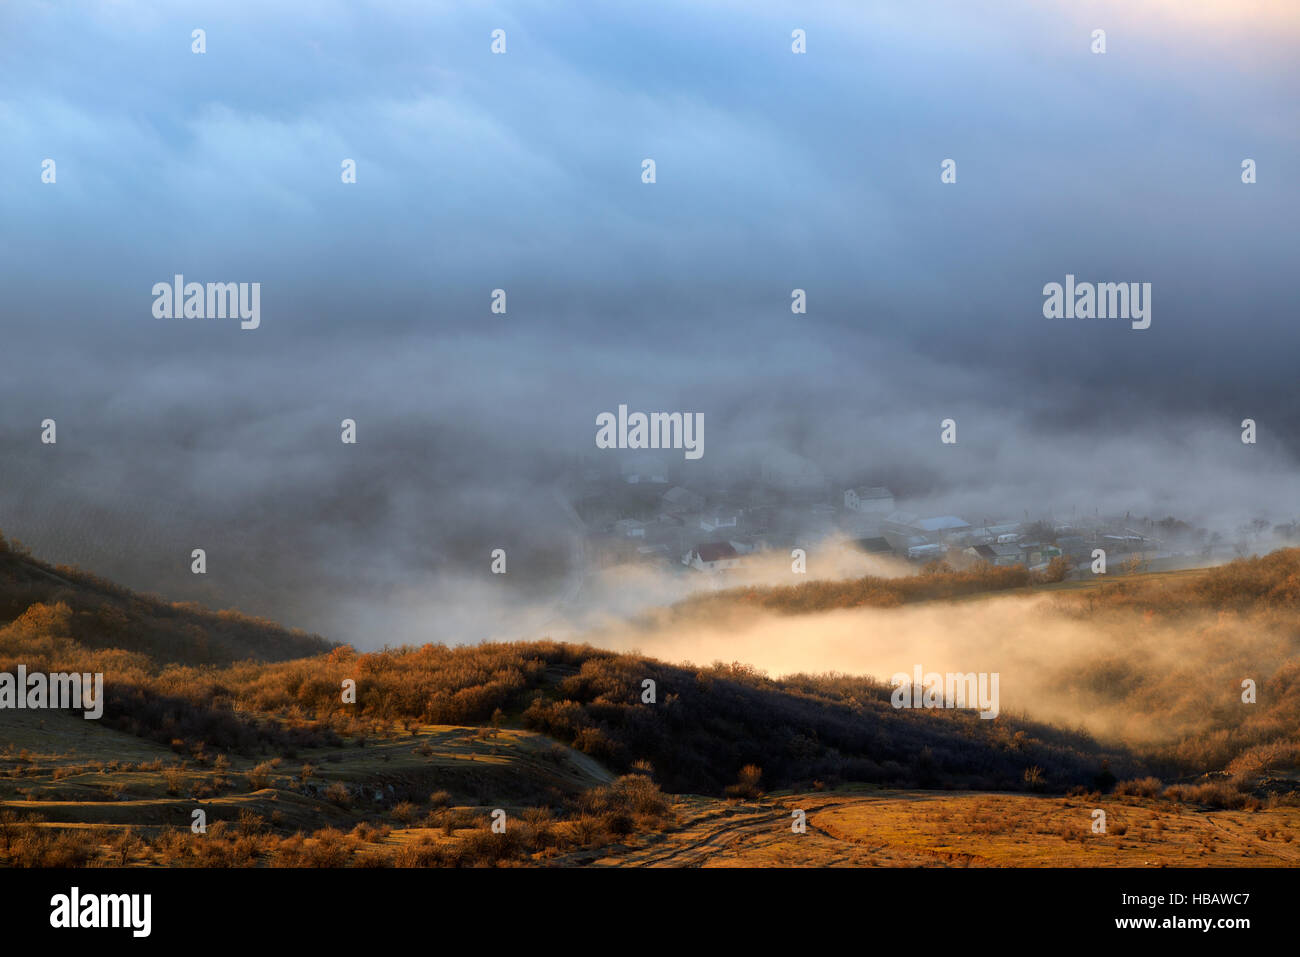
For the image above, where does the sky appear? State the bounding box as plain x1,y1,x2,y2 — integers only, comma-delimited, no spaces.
0,0,1296,647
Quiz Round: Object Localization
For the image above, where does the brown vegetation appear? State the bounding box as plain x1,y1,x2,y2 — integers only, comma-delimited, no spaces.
3,531,1300,867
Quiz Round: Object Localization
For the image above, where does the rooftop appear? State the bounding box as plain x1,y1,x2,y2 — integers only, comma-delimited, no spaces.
916,516,972,532
852,486,893,499
695,542,738,562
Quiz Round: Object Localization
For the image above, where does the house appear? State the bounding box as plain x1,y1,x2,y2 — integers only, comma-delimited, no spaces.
1020,542,1062,568
966,542,1061,568
907,543,946,561
883,512,972,546
881,511,921,551
915,516,973,539
844,486,895,514
683,541,742,572
612,518,646,539
727,536,768,555
1102,534,1146,553
972,522,1021,542
966,543,1022,567
700,507,740,532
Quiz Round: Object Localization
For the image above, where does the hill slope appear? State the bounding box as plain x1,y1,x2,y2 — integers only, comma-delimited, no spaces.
0,532,333,665
2,539,1299,867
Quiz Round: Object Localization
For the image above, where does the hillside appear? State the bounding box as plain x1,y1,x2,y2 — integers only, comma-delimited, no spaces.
1,536,1298,867
0,531,333,665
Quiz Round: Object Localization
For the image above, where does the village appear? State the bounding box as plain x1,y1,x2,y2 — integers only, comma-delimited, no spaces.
566,454,1276,583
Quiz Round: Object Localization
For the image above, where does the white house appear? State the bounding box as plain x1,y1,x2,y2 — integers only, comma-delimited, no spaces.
700,507,740,532
844,486,895,514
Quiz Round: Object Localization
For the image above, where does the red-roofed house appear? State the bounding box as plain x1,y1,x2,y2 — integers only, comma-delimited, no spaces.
683,541,741,571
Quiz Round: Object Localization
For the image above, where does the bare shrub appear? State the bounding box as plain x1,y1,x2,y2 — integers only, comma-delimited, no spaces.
323,782,352,807
1114,776,1163,798
247,761,275,790
725,764,763,800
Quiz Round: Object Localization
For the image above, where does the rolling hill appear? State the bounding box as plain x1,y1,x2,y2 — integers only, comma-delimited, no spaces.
2,531,1298,867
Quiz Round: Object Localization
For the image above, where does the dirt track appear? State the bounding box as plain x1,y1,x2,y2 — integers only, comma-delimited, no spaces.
561,790,1300,868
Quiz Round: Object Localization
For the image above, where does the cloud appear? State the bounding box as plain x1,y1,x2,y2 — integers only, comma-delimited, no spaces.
0,0,1295,645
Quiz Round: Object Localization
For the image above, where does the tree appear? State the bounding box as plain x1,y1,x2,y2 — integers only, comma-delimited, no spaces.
1040,555,1071,583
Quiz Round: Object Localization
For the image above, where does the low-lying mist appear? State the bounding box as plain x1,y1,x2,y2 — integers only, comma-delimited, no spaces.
571,584,1297,763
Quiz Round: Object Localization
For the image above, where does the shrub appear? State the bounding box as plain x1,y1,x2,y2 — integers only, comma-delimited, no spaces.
1113,776,1163,799
725,764,763,800
162,766,186,795
247,762,275,790
323,782,352,807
